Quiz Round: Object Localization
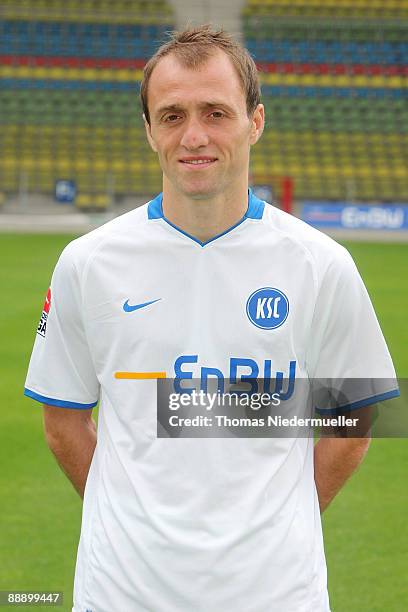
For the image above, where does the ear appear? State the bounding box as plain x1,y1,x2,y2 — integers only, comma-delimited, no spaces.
143,114,158,153
249,104,265,146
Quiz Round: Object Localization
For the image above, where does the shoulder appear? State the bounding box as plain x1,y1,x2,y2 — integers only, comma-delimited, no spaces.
262,202,356,281
56,202,150,273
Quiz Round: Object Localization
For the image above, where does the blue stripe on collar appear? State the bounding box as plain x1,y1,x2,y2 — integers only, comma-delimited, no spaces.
246,189,265,219
148,189,265,221
147,189,265,246
147,193,164,219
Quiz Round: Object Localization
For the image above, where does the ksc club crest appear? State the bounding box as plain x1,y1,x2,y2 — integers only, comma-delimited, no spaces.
37,287,51,337
246,287,289,330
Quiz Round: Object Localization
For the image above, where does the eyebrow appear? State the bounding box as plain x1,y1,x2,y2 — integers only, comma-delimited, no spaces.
155,101,234,118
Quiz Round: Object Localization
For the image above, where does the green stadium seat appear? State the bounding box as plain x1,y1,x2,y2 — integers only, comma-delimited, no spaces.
1,0,172,200
243,0,407,201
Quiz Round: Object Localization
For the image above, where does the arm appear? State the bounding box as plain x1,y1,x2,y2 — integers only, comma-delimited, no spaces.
314,436,371,513
43,404,97,499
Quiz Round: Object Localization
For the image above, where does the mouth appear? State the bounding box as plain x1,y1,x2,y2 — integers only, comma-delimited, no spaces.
179,157,217,169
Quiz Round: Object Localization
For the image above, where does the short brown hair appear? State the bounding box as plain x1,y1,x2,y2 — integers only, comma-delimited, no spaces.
140,24,261,124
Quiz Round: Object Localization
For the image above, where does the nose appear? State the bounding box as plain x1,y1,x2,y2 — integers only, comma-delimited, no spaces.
179,117,210,150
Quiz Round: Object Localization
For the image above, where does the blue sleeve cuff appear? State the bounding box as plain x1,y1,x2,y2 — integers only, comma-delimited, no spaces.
24,387,98,410
315,388,400,416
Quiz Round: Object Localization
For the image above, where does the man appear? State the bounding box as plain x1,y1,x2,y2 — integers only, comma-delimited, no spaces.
25,26,398,612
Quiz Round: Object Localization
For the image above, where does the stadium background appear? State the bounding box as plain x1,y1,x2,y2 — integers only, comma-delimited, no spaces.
0,0,407,610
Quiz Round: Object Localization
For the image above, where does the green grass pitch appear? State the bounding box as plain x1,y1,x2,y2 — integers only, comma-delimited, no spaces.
0,234,407,611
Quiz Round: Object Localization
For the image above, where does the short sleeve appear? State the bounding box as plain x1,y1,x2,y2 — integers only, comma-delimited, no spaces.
306,247,399,412
24,244,100,409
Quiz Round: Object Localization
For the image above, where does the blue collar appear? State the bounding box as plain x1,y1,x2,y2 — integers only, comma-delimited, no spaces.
147,189,265,247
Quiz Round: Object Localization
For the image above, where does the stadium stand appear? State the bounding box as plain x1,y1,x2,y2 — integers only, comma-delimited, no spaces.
243,0,408,202
0,0,174,209
1,0,407,210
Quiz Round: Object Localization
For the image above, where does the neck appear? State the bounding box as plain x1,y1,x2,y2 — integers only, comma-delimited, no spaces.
161,179,249,243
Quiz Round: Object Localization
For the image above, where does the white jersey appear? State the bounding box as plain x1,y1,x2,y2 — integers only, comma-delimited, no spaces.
25,191,398,612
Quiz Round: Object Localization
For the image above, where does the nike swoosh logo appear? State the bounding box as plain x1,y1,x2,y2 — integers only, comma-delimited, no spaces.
123,298,161,313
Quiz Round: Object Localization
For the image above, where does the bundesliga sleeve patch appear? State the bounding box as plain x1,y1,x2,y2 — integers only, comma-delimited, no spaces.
37,287,51,337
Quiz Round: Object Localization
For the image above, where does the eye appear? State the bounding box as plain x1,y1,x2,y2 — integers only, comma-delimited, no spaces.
210,111,224,119
164,114,181,122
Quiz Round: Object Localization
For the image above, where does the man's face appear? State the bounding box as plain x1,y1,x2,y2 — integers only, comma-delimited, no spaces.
144,50,264,200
